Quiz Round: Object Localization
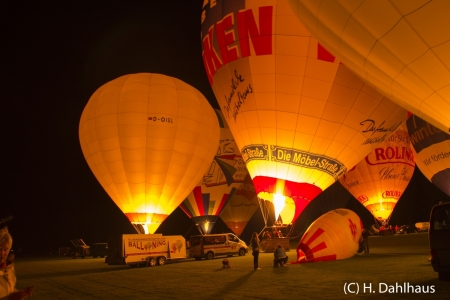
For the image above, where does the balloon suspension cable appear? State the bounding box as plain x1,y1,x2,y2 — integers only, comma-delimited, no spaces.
386,214,392,226
183,223,196,239
258,197,270,228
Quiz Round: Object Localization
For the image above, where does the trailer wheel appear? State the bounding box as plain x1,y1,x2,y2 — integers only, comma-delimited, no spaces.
157,256,166,266
239,248,246,256
147,257,157,267
206,251,214,260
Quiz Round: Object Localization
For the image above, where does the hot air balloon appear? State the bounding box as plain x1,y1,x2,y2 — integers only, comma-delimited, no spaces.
295,209,362,263
201,0,407,222
288,0,450,134
339,123,415,223
406,114,450,197
79,73,220,234
219,173,260,236
180,109,248,234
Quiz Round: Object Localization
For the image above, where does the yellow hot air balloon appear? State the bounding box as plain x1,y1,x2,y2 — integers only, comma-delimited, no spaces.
201,0,407,221
79,73,220,234
295,209,362,263
288,0,450,133
339,123,415,223
219,173,260,236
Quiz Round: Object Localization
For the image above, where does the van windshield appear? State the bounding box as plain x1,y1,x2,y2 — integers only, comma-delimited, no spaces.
431,205,450,230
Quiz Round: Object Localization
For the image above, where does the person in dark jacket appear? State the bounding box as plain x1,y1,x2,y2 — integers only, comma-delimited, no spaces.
273,244,288,267
361,228,369,253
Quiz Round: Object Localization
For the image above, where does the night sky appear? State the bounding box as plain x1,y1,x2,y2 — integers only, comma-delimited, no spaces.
3,1,449,254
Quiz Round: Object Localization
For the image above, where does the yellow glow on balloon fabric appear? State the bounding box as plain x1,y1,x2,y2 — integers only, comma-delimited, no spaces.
219,173,260,236
201,0,407,221
296,209,362,263
289,0,450,133
407,114,450,197
339,123,415,222
79,73,220,234
273,193,286,221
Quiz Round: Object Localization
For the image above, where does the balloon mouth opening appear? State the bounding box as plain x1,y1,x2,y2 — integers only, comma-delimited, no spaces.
131,223,160,234
258,192,289,221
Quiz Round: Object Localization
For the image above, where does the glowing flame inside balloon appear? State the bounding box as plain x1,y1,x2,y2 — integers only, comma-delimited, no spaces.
204,221,210,234
273,193,286,222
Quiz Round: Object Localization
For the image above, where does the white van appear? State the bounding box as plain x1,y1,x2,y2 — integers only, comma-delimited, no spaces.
429,202,450,281
189,233,248,260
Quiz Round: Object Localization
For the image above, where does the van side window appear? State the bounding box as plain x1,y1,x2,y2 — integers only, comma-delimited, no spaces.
204,237,215,245
432,206,450,230
190,238,201,246
215,236,226,244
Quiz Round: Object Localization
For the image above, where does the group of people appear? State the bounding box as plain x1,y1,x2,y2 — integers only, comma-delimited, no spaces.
378,224,399,236
0,227,34,300
262,227,283,240
250,232,288,270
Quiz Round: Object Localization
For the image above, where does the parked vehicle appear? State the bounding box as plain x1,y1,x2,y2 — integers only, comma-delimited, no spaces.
429,202,450,281
189,233,248,260
90,243,108,258
396,225,417,234
107,234,186,267
415,222,430,232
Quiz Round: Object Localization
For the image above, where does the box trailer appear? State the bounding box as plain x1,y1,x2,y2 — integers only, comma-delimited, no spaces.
107,234,186,267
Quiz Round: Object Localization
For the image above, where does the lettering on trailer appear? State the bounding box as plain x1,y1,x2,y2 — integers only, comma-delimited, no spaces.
128,238,166,251
241,144,347,180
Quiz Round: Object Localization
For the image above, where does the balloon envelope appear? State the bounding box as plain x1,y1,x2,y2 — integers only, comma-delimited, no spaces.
219,173,260,236
201,0,407,221
406,114,450,197
79,73,220,234
289,0,450,133
339,123,415,222
180,110,248,234
296,209,362,263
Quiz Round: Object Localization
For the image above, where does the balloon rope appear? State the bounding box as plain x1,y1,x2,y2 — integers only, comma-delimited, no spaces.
258,197,269,227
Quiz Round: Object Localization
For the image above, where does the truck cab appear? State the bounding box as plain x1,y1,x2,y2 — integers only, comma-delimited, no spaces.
429,202,450,281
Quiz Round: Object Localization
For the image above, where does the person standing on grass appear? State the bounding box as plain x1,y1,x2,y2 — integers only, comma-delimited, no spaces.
0,227,34,300
250,232,261,270
361,228,369,253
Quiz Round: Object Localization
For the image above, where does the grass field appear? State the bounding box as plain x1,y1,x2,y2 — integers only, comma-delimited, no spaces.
14,233,449,299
